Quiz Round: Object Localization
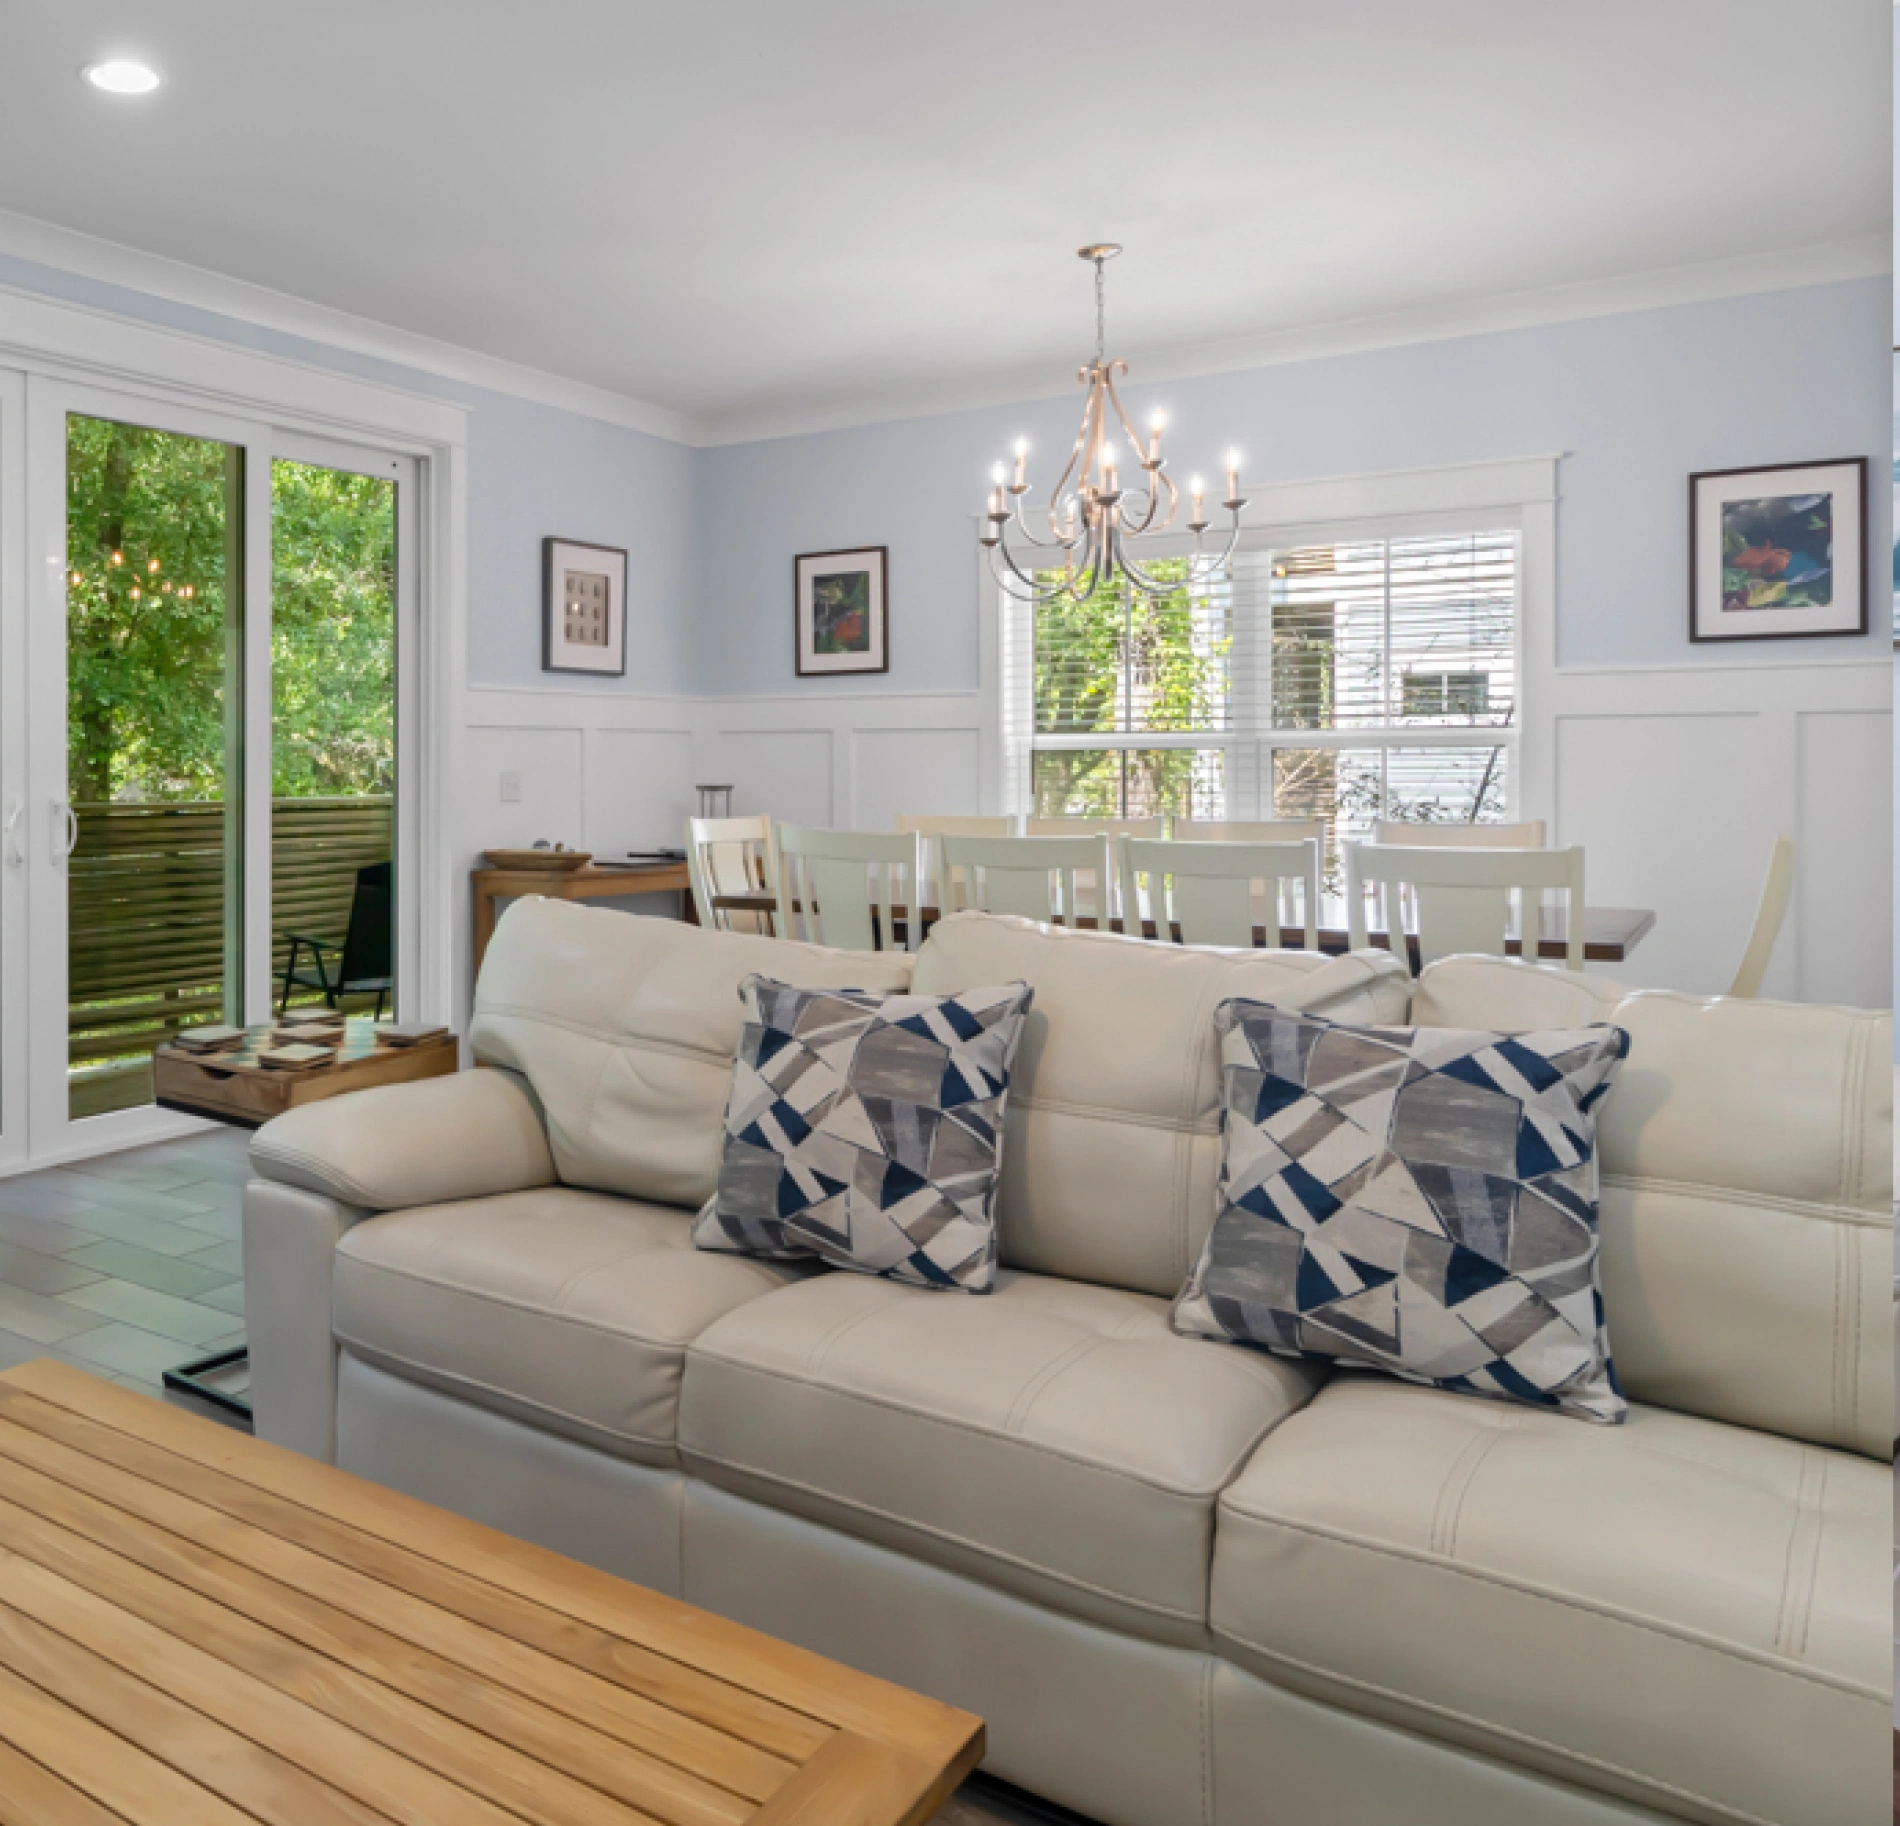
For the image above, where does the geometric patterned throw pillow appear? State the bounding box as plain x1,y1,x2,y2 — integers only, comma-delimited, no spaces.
1174,1001,1630,1423
691,976,1034,1293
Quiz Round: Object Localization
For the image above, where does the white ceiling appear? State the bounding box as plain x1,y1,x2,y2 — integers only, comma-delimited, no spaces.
0,0,1889,442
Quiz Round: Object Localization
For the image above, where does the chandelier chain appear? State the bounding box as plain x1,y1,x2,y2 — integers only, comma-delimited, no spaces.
980,247,1247,606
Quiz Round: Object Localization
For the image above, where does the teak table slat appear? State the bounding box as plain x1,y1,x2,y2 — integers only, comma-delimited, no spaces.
0,1362,983,1826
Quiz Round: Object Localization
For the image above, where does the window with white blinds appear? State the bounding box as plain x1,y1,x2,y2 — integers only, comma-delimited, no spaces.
1009,526,1519,870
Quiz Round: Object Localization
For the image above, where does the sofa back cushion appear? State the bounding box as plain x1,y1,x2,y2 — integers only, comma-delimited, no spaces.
471,898,913,1208
1413,955,1892,1457
909,913,1410,1298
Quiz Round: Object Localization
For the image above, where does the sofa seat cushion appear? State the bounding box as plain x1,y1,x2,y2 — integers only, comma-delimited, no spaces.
679,1269,1322,1645
333,1188,798,1466
1211,1374,1888,1826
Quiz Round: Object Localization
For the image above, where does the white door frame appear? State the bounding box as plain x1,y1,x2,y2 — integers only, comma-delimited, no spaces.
258,431,422,1026
26,373,272,1160
0,288,466,1168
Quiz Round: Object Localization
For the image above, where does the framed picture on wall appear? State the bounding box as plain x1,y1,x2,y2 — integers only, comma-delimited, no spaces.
795,546,888,676
543,537,628,674
1689,457,1866,643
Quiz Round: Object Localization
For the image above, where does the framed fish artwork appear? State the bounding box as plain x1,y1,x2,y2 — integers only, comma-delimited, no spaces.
1689,457,1866,642
795,546,888,676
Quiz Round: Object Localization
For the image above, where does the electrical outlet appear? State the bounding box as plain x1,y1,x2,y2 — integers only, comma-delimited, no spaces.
499,770,523,803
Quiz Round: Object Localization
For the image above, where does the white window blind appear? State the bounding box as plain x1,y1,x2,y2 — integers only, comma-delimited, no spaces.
1003,525,1519,873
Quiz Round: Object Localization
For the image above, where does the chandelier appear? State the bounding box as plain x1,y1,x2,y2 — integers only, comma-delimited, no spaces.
981,244,1247,605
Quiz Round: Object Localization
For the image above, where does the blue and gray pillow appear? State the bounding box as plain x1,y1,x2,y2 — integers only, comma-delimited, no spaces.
692,975,1034,1292
1175,1001,1630,1423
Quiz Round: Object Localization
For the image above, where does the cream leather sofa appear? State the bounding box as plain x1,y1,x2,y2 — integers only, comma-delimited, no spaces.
244,901,1893,1826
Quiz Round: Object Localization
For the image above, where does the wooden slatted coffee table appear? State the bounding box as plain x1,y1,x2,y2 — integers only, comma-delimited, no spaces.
0,1360,983,1826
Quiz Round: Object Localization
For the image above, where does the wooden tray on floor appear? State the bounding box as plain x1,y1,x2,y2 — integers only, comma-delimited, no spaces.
154,1019,458,1128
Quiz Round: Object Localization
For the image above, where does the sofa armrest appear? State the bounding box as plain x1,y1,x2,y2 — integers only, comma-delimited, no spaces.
248,1067,555,1211
244,1180,365,1460
243,1068,555,1462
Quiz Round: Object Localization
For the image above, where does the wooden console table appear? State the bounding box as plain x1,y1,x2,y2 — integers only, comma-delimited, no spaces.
472,859,694,981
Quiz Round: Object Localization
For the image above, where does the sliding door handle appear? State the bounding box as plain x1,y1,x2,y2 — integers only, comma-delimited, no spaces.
51,799,77,862
2,799,21,869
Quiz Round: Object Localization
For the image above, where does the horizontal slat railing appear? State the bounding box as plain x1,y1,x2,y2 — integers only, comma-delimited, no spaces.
70,797,391,1063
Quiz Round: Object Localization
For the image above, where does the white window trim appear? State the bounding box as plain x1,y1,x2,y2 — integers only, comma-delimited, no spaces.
981,455,1558,826
0,283,469,1036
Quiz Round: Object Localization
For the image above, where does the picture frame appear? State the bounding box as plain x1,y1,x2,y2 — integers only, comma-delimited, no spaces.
542,537,628,675
795,546,888,676
1688,457,1866,643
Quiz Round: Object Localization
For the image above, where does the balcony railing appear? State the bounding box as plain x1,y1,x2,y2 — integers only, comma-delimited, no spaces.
70,795,393,1071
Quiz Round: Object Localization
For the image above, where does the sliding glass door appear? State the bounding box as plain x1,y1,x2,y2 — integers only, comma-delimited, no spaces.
23,379,417,1161
61,411,247,1121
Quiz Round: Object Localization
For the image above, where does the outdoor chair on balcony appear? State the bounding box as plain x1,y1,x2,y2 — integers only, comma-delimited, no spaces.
278,860,393,1018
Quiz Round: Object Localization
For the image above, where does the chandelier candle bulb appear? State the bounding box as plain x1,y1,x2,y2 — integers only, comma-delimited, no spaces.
982,245,1245,605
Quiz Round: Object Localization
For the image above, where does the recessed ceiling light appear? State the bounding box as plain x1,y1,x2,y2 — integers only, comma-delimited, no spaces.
83,60,161,95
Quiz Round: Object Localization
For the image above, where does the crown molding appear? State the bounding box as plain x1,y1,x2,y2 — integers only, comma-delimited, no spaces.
695,233,1892,447
0,207,697,445
0,207,1884,453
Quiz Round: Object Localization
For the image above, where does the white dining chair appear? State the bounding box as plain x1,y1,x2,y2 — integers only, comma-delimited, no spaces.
1120,837,1321,951
937,833,1115,926
895,814,1017,908
686,814,777,934
1171,818,1328,929
1345,841,1585,977
1372,817,1548,847
774,826,925,953
1024,816,1166,921
1172,817,1326,846
1729,835,1795,999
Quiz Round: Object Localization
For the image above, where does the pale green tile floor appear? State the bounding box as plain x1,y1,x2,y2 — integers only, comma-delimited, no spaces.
0,1124,249,1411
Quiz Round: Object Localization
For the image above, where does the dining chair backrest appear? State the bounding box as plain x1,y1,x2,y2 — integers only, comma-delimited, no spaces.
686,814,777,933
1345,841,1585,978
1729,834,1796,999
895,814,1017,907
1023,817,1165,920
774,826,924,953
937,833,1114,926
1121,837,1321,951
1168,819,1328,929
1371,818,1548,848
1171,817,1326,847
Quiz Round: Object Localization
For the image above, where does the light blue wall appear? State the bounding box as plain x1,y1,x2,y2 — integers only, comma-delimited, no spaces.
0,250,698,696
697,277,1891,694
3,250,1887,704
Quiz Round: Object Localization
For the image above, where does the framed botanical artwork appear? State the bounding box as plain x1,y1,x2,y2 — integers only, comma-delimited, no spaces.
795,546,888,676
1689,458,1866,643
543,537,628,675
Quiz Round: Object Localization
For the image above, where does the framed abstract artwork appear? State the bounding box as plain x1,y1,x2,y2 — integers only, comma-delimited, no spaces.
1689,458,1866,643
795,546,888,676
543,537,628,675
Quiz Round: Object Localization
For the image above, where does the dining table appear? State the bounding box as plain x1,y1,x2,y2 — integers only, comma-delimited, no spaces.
708,893,1656,964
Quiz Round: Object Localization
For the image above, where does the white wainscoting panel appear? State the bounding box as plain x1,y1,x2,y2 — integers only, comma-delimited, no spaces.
1795,707,1892,1010
1553,711,1771,998
457,663,1888,1017
1535,659,1890,1009
462,724,587,852
588,726,696,853
848,727,983,831
707,729,835,828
